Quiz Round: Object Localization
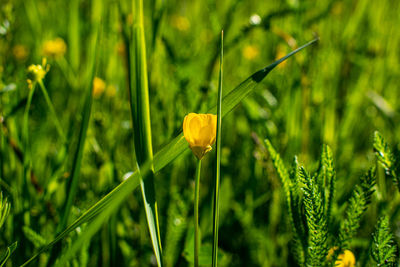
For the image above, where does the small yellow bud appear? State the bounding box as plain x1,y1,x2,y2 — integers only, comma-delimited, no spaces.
27,59,50,87
42,38,67,58
92,77,106,98
183,113,217,160
27,65,46,82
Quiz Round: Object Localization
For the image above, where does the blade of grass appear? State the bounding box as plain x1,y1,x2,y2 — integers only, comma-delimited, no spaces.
20,39,317,266
45,2,102,265
129,0,162,265
212,30,223,267
68,0,80,72
20,168,144,267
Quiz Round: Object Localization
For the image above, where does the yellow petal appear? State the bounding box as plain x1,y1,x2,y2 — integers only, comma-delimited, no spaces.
335,250,355,267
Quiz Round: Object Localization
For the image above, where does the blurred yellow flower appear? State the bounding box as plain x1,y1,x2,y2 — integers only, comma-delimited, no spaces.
12,45,29,61
92,77,106,98
42,38,67,58
242,44,259,60
27,58,49,87
183,113,217,160
327,248,356,267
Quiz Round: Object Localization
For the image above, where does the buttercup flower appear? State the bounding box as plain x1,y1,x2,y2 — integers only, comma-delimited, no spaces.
327,248,355,267
27,64,46,82
336,250,355,267
242,44,259,60
12,44,29,61
183,113,217,160
42,38,67,58
92,77,106,98
27,58,49,88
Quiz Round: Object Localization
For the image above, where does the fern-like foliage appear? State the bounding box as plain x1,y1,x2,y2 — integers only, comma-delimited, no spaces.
289,156,306,265
317,145,336,226
371,215,398,266
373,131,400,191
22,226,47,248
0,192,10,229
338,168,376,249
265,140,306,265
264,139,291,198
299,167,329,266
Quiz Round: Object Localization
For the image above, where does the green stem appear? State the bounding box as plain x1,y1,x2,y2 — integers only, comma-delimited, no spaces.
194,159,202,267
212,30,223,267
23,84,36,160
37,80,66,143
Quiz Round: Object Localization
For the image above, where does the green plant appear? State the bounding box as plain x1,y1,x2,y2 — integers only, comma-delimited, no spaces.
265,140,376,266
371,215,398,266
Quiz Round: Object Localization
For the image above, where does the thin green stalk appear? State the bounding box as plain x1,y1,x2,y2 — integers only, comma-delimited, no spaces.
37,80,66,143
68,0,80,72
194,159,202,267
212,30,223,267
23,85,36,159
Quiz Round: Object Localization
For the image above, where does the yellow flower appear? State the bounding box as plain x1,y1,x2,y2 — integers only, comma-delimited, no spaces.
27,58,49,87
171,15,190,32
12,45,29,61
336,250,355,267
92,77,106,98
183,113,217,160
242,44,260,60
327,248,356,267
42,38,67,58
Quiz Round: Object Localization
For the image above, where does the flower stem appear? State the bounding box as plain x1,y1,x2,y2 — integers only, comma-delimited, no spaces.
23,84,36,159
37,80,66,143
194,158,202,267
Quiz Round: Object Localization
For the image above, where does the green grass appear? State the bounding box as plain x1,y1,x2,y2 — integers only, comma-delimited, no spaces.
1,0,400,266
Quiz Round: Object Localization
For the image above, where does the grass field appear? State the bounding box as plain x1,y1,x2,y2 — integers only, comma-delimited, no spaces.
1,0,400,266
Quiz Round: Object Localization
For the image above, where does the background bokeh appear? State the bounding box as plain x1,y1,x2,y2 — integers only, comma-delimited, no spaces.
0,0,400,266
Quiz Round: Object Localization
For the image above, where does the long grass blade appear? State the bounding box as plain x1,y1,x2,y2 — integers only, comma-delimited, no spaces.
129,0,163,265
212,30,223,267
20,39,317,266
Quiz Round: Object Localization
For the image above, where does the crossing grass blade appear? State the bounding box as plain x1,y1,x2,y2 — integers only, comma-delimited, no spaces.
154,38,318,172
20,38,317,266
0,242,17,267
212,30,223,267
